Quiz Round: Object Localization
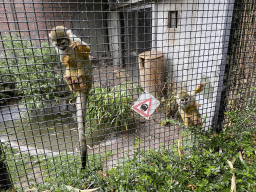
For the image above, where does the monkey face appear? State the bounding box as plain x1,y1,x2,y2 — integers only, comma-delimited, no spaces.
176,91,195,110
179,97,194,109
55,38,70,50
49,26,71,51
180,97,189,105
178,97,195,110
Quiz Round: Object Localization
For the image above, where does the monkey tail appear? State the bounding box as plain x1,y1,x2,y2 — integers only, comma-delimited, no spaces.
76,91,87,170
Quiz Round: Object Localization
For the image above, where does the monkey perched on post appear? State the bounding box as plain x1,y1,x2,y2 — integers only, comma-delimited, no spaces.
49,26,92,169
175,82,205,127
49,26,92,92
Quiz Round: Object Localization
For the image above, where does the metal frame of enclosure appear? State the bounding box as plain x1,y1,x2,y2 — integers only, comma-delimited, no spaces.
0,0,255,190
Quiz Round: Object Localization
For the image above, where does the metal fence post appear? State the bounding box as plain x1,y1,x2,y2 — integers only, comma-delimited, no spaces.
0,142,13,191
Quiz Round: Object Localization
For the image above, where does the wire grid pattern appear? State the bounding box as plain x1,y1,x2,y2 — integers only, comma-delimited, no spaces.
0,0,255,190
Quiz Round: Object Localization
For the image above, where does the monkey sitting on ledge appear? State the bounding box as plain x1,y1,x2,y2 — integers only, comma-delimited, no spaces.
175,82,205,127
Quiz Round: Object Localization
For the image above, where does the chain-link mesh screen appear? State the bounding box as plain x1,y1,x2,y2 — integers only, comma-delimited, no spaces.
0,0,255,191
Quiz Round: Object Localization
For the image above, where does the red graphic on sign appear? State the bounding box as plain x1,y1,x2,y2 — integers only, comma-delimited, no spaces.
132,98,152,118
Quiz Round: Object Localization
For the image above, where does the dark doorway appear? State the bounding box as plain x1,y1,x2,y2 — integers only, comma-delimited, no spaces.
120,7,152,80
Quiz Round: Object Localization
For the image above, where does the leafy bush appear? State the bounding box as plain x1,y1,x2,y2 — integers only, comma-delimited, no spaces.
31,88,255,192
85,83,141,136
0,34,61,109
3,111,256,191
29,119,255,192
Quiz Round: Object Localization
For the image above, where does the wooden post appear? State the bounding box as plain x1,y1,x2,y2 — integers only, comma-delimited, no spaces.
76,92,88,169
138,50,165,98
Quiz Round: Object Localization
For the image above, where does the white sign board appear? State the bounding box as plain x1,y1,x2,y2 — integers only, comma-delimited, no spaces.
132,92,160,119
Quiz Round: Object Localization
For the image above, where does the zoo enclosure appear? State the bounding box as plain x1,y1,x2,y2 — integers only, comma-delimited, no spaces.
0,0,255,190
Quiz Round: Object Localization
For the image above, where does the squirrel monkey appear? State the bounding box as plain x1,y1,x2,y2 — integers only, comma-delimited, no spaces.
49,26,92,170
175,82,205,127
49,26,92,93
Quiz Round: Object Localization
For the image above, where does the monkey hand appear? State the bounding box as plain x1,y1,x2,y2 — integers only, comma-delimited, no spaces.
64,76,79,92
77,75,88,91
70,42,90,57
65,75,79,84
64,74,91,93
70,41,80,50
62,55,77,68
64,76,72,86
62,55,70,67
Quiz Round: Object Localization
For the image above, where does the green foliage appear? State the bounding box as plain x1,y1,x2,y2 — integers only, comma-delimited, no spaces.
102,115,255,191
2,143,108,192
1,142,35,190
85,83,140,136
27,120,255,191
0,34,61,109
3,97,256,191
161,118,181,126
32,88,255,192
2,92,256,192
32,152,110,192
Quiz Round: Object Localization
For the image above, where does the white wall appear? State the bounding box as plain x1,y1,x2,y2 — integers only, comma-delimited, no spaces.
152,0,234,128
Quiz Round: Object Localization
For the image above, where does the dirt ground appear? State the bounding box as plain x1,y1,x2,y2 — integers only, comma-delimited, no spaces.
88,113,183,169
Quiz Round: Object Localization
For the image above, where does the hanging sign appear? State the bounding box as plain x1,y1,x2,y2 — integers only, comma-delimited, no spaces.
132,92,160,119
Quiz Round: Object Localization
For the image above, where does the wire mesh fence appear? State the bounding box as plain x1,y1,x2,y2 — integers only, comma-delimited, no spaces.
0,0,255,191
